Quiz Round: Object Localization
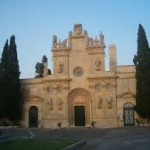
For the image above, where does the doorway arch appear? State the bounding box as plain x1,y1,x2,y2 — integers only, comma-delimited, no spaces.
29,106,38,127
124,103,134,126
67,88,92,126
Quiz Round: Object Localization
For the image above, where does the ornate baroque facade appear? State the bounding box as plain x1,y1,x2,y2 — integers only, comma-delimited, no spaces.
21,24,137,128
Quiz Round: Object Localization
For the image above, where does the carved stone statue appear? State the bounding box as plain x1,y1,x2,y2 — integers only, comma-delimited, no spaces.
58,62,64,73
47,98,53,110
95,58,101,71
57,98,63,110
74,24,82,36
107,96,113,109
97,97,103,109
53,35,57,48
95,36,99,46
58,39,62,48
42,55,48,77
62,39,67,48
89,37,94,46
43,62,48,77
99,31,104,44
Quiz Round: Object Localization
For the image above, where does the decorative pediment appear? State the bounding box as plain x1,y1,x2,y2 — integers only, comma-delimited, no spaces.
117,90,135,98
25,95,44,102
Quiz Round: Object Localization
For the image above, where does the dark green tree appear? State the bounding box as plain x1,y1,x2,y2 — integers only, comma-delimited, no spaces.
35,62,44,78
0,40,9,119
133,24,150,119
42,55,47,64
35,55,51,78
0,40,10,78
9,35,22,121
48,69,51,75
0,36,22,122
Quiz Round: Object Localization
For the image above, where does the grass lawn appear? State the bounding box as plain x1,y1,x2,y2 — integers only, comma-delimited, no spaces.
0,139,77,150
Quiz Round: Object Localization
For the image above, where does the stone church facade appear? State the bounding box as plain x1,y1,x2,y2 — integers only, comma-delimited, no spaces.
21,24,137,128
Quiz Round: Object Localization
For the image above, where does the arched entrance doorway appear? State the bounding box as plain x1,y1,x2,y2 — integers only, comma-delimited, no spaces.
124,103,134,126
67,88,92,126
29,106,38,127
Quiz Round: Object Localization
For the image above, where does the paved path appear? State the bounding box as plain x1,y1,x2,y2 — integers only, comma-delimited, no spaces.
0,127,150,150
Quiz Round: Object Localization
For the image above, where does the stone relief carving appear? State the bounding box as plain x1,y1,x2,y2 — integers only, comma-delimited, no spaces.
95,84,100,90
97,97,103,109
95,58,101,71
57,98,63,110
58,62,64,73
89,80,116,90
73,67,83,77
47,98,53,110
107,96,113,109
74,95,85,103
53,35,57,48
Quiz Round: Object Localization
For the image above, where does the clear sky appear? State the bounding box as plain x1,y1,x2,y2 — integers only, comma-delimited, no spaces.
0,0,150,79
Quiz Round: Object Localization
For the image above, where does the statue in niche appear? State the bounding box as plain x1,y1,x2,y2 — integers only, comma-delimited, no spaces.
89,37,94,46
58,62,64,73
109,58,116,71
107,96,113,109
57,98,63,110
74,24,82,36
97,97,103,109
95,36,99,46
58,39,62,48
53,35,57,48
95,58,101,71
62,39,67,48
47,98,53,110
99,31,104,44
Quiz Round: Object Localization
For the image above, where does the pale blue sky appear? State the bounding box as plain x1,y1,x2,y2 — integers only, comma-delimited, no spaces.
0,0,150,78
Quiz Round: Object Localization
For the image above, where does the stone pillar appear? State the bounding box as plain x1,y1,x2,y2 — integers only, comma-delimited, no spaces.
109,44,117,72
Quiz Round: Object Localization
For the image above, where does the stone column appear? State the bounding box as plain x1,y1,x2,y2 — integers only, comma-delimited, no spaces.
109,44,117,72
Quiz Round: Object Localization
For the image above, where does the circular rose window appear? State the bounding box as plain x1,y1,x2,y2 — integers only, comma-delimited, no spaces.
73,67,83,77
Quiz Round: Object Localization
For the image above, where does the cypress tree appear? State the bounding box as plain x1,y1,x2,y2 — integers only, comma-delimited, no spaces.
0,36,22,123
133,24,150,119
0,40,9,119
9,35,22,121
0,40,9,78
